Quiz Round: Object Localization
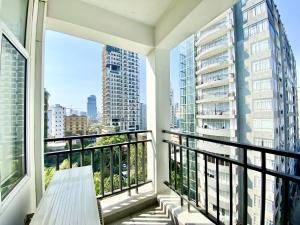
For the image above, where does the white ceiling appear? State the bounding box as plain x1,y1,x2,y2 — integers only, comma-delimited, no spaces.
80,0,175,26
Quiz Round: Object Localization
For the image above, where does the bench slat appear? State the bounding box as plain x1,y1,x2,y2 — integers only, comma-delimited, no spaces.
30,166,100,225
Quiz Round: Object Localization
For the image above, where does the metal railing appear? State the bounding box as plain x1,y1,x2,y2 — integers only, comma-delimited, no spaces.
163,130,300,225
44,130,152,199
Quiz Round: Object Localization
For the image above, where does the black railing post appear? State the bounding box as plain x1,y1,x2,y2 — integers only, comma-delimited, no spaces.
260,152,266,225
91,149,95,172
110,146,114,193
216,158,220,224
142,141,145,182
195,151,199,207
168,143,172,186
204,154,208,215
80,137,84,166
119,145,123,191
56,154,59,171
68,139,72,168
134,132,138,193
229,162,233,225
127,133,131,196
282,178,289,225
186,137,190,211
100,148,104,197
243,147,248,225
174,145,177,190
179,134,183,206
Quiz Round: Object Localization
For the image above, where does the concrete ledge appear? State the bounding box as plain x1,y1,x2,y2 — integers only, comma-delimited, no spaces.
157,190,214,225
101,184,156,224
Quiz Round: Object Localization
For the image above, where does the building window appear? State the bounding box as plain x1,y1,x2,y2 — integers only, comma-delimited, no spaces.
244,19,268,38
253,79,272,91
253,119,273,130
0,34,27,200
0,0,29,45
251,39,270,54
252,58,271,73
253,99,272,111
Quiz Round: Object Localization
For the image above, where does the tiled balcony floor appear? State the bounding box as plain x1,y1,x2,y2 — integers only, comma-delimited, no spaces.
107,204,174,225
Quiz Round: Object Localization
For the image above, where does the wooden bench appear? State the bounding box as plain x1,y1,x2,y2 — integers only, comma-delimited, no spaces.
30,166,101,225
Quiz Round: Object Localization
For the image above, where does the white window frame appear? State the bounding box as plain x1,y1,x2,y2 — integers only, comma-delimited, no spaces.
0,20,30,210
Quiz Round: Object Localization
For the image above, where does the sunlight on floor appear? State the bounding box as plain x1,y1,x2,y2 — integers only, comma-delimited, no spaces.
107,205,174,225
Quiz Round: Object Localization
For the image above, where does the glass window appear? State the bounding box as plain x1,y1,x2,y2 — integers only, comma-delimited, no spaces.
245,19,268,38
253,99,273,111
0,0,29,45
253,119,273,130
252,58,271,73
253,79,272,91
0,35,27,200
251,39,270,54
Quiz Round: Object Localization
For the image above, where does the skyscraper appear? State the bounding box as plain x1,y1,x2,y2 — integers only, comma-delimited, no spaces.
102,45,140,131
192,0,298,224
178,36,197,199
87,95,97,122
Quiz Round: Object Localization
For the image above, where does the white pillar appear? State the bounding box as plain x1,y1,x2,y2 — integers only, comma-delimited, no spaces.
146,49,170,193
33,0,47,204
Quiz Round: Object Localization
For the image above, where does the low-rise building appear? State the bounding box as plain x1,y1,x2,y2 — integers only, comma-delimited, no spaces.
64,114,88,136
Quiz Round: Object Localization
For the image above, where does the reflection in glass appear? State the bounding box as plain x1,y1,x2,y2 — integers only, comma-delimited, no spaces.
0,36,26,199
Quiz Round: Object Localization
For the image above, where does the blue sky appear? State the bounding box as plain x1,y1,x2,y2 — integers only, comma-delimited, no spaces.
45,1,299,111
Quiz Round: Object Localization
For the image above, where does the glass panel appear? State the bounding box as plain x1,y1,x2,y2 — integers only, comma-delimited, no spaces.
0,0,29,45
0,36,26,200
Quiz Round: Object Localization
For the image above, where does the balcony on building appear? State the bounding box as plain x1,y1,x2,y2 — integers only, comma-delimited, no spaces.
1,0,300,225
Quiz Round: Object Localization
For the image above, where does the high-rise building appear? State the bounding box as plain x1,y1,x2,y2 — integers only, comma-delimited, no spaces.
192,0,298,224
48,104,66,138
139,103,147,130
87,95,97,122
179,36,196,135
178,36,197,199
102,45,140,131
64,115,88,136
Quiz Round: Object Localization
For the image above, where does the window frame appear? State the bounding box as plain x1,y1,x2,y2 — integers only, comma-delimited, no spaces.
0,20,30,206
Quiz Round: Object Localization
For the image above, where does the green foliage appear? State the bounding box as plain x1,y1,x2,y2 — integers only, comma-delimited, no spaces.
44,167,55,189
44,134,148,195
95,135,127,146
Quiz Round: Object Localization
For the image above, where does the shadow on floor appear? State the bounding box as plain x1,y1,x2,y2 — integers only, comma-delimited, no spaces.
107,204,175,225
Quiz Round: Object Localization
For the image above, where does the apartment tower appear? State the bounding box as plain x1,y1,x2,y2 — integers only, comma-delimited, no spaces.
102,46,140,131
193,0,298,224
195,8,238,223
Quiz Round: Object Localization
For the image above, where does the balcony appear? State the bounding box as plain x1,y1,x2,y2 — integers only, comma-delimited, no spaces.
196,58,235,74
196,110,236,119
196,21,233,45
196,92,236,103
1,1,299,225
196,126,236,137
197,42,234,60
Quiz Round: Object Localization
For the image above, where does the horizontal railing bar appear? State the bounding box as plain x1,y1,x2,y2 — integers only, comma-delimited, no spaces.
162,130,300,159
97,180,152,199
45,130,152,142
163,140,300,184
44,140,152,156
